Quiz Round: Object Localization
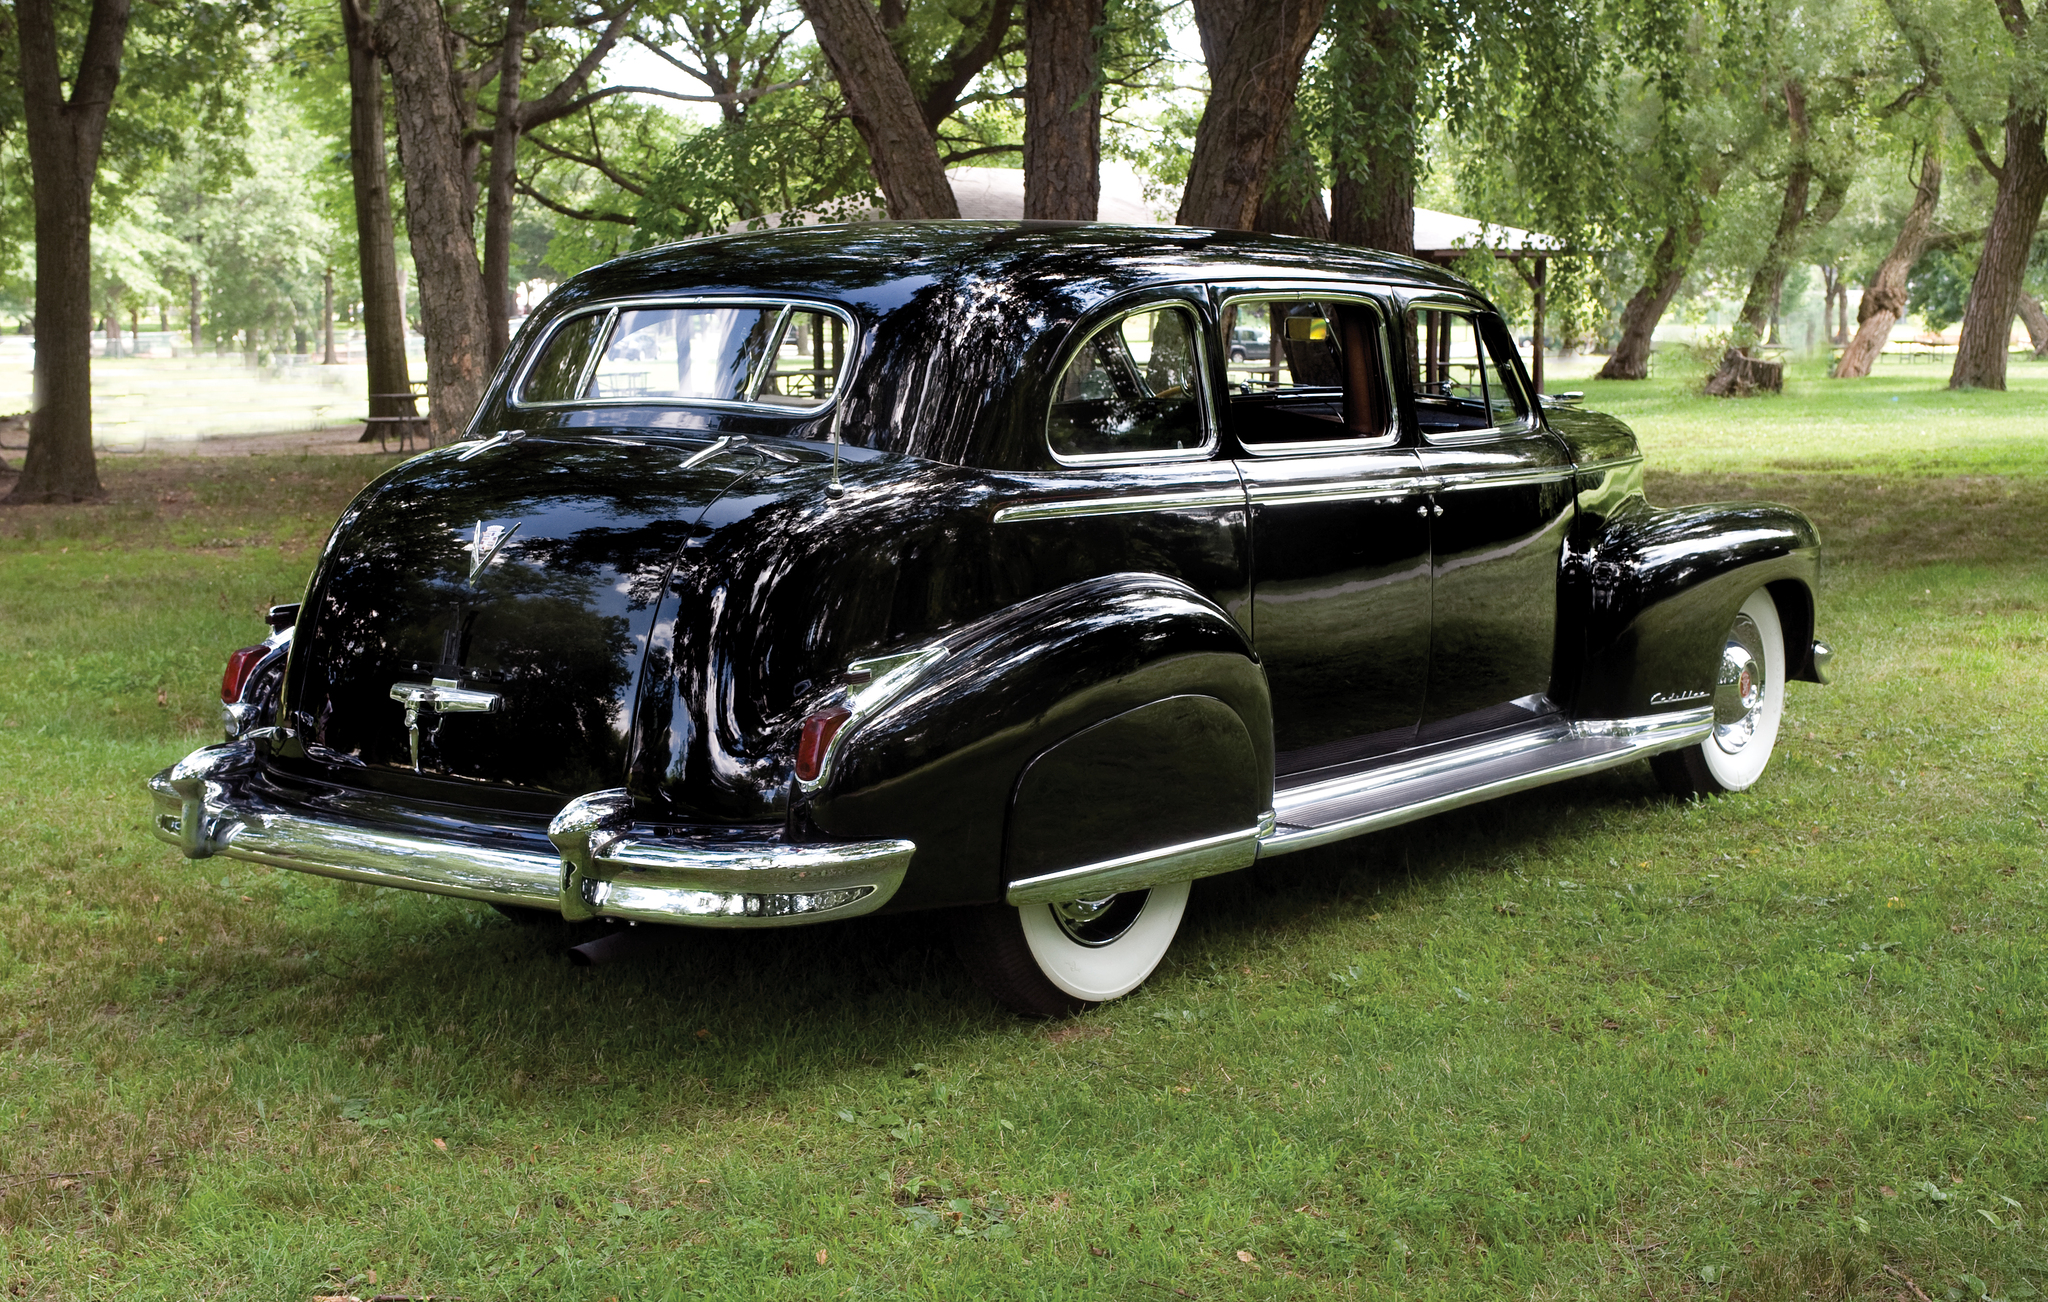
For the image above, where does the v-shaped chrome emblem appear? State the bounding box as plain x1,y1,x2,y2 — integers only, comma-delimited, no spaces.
463,520,521,585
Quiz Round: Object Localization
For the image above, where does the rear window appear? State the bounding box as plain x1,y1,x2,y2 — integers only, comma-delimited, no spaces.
516,301,850,409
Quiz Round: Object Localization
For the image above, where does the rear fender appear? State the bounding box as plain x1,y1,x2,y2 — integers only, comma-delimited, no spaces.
806,572,1272,910
1567,502,1822,719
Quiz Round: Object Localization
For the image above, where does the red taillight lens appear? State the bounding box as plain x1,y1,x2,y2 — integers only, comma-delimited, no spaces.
795,706,852,783
220,645,269,703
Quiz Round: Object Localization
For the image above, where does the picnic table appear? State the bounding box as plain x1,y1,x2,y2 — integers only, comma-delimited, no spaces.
360,382,429,452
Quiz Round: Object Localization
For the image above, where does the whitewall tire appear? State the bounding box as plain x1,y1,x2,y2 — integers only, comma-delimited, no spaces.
1653,587,1787,796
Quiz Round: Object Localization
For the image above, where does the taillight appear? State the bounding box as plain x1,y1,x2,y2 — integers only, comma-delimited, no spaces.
795,706,852,782
220,645,269,703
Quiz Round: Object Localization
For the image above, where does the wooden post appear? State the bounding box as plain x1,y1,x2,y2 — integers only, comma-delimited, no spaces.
1531,255,1547,395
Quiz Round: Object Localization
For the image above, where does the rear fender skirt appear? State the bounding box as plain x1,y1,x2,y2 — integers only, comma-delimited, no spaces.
1565,501,1822,719
806,572,1271,911
1005,694,1264,905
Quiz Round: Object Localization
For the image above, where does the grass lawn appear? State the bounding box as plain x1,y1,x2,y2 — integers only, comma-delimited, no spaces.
0,378,2043,1300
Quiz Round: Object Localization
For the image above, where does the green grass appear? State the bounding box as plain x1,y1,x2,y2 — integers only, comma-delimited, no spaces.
1,397,2044,1299
1581,354,2048,477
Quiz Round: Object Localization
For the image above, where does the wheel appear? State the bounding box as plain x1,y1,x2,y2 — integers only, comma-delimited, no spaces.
1651,587,1787,796
953,881,1191,1017
1230,347,1247,362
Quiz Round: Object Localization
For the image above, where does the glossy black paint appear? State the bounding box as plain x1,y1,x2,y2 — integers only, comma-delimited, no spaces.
1008,694,1261,880
811,571,1271,911
237,223,1825,920
1567,500,1821,718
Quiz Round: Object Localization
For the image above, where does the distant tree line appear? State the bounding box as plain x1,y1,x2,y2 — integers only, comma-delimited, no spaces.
6,0,2048,500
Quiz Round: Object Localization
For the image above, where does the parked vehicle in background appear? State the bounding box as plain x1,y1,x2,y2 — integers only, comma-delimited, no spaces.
153,223,1832,1017
1227,323,1271,363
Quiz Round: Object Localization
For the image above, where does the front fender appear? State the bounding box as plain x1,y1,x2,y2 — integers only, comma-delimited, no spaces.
807,572,1272,910
1567,501,1821,719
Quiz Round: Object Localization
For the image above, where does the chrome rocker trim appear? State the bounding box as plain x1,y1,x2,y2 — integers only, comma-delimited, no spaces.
1260,706,1714,856
148,743,914,929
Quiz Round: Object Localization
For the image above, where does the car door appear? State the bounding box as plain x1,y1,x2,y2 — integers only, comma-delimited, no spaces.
1403,298,1575,739
1217,288,1432,775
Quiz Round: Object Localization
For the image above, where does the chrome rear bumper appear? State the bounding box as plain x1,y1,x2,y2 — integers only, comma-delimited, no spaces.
147,742,914,928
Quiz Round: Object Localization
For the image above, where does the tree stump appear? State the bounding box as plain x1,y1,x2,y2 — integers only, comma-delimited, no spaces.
1704,349,1783,397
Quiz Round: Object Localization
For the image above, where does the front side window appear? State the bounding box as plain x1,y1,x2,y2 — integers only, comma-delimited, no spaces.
1048,304,1209,460
1408,304,1532,436
1220,296,1392,447
517,302,849,409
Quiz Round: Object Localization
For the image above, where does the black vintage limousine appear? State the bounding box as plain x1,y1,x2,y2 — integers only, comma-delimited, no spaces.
151,223,1830,1016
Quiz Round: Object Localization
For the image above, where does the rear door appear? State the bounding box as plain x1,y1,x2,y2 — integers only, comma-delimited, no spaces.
1219,288,1433,775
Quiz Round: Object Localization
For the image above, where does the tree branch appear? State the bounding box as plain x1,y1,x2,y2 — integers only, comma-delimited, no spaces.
1958,110,2005,182
518,1,640,128
513,176,635,224
529,79,808,123
523,131,650,196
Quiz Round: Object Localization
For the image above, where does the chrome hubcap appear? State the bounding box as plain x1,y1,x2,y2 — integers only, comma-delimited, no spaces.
1052,891,1149,947
1712,613,1767,754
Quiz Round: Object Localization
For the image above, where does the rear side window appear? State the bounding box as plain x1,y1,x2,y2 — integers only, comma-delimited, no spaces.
1408,304,1532,436
1048,304,1210,460
516,302,850,409
1220,296,1392,447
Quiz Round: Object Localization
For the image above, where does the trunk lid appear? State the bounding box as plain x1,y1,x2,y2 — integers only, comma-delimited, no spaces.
279,435,755,805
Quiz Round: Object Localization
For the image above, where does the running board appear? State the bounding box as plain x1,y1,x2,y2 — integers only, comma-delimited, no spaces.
1259,707,1714,857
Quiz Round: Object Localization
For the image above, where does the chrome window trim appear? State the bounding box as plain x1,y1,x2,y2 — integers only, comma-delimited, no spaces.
1215,290,1402,456
508,296,859,415
1046,299,1219,467
1401,294,1541,443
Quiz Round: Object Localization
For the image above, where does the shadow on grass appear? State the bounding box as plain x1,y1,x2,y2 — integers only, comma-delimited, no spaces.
149,760,1684,1121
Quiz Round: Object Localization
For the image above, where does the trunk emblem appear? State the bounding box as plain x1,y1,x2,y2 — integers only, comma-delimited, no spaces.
463,520,522,585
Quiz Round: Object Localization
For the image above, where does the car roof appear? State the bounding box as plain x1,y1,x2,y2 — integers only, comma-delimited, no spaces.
518,222,1479,467
566,221,1470,312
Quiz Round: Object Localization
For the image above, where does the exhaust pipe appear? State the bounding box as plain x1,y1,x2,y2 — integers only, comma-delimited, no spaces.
566,923,672,968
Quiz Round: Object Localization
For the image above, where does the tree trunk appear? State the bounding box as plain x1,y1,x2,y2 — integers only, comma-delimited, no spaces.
379,0,493,444
343,0,415,427
1252,109,1330,239
1598,216,1700,380
1177,0,1327,230
1950,107,2048,389
1835,150,1940,379
1023,0,1101,220
1710,79,1845,394
2018,291,2048,357
1327,0,1415,256
800,0,959,218
322,267,339,364
7,0,130,503
1702,351,1783,397
188,271,201,347
481,0,527,367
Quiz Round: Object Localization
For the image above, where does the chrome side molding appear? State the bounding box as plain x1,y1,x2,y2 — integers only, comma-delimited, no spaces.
1006,825,1260,907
